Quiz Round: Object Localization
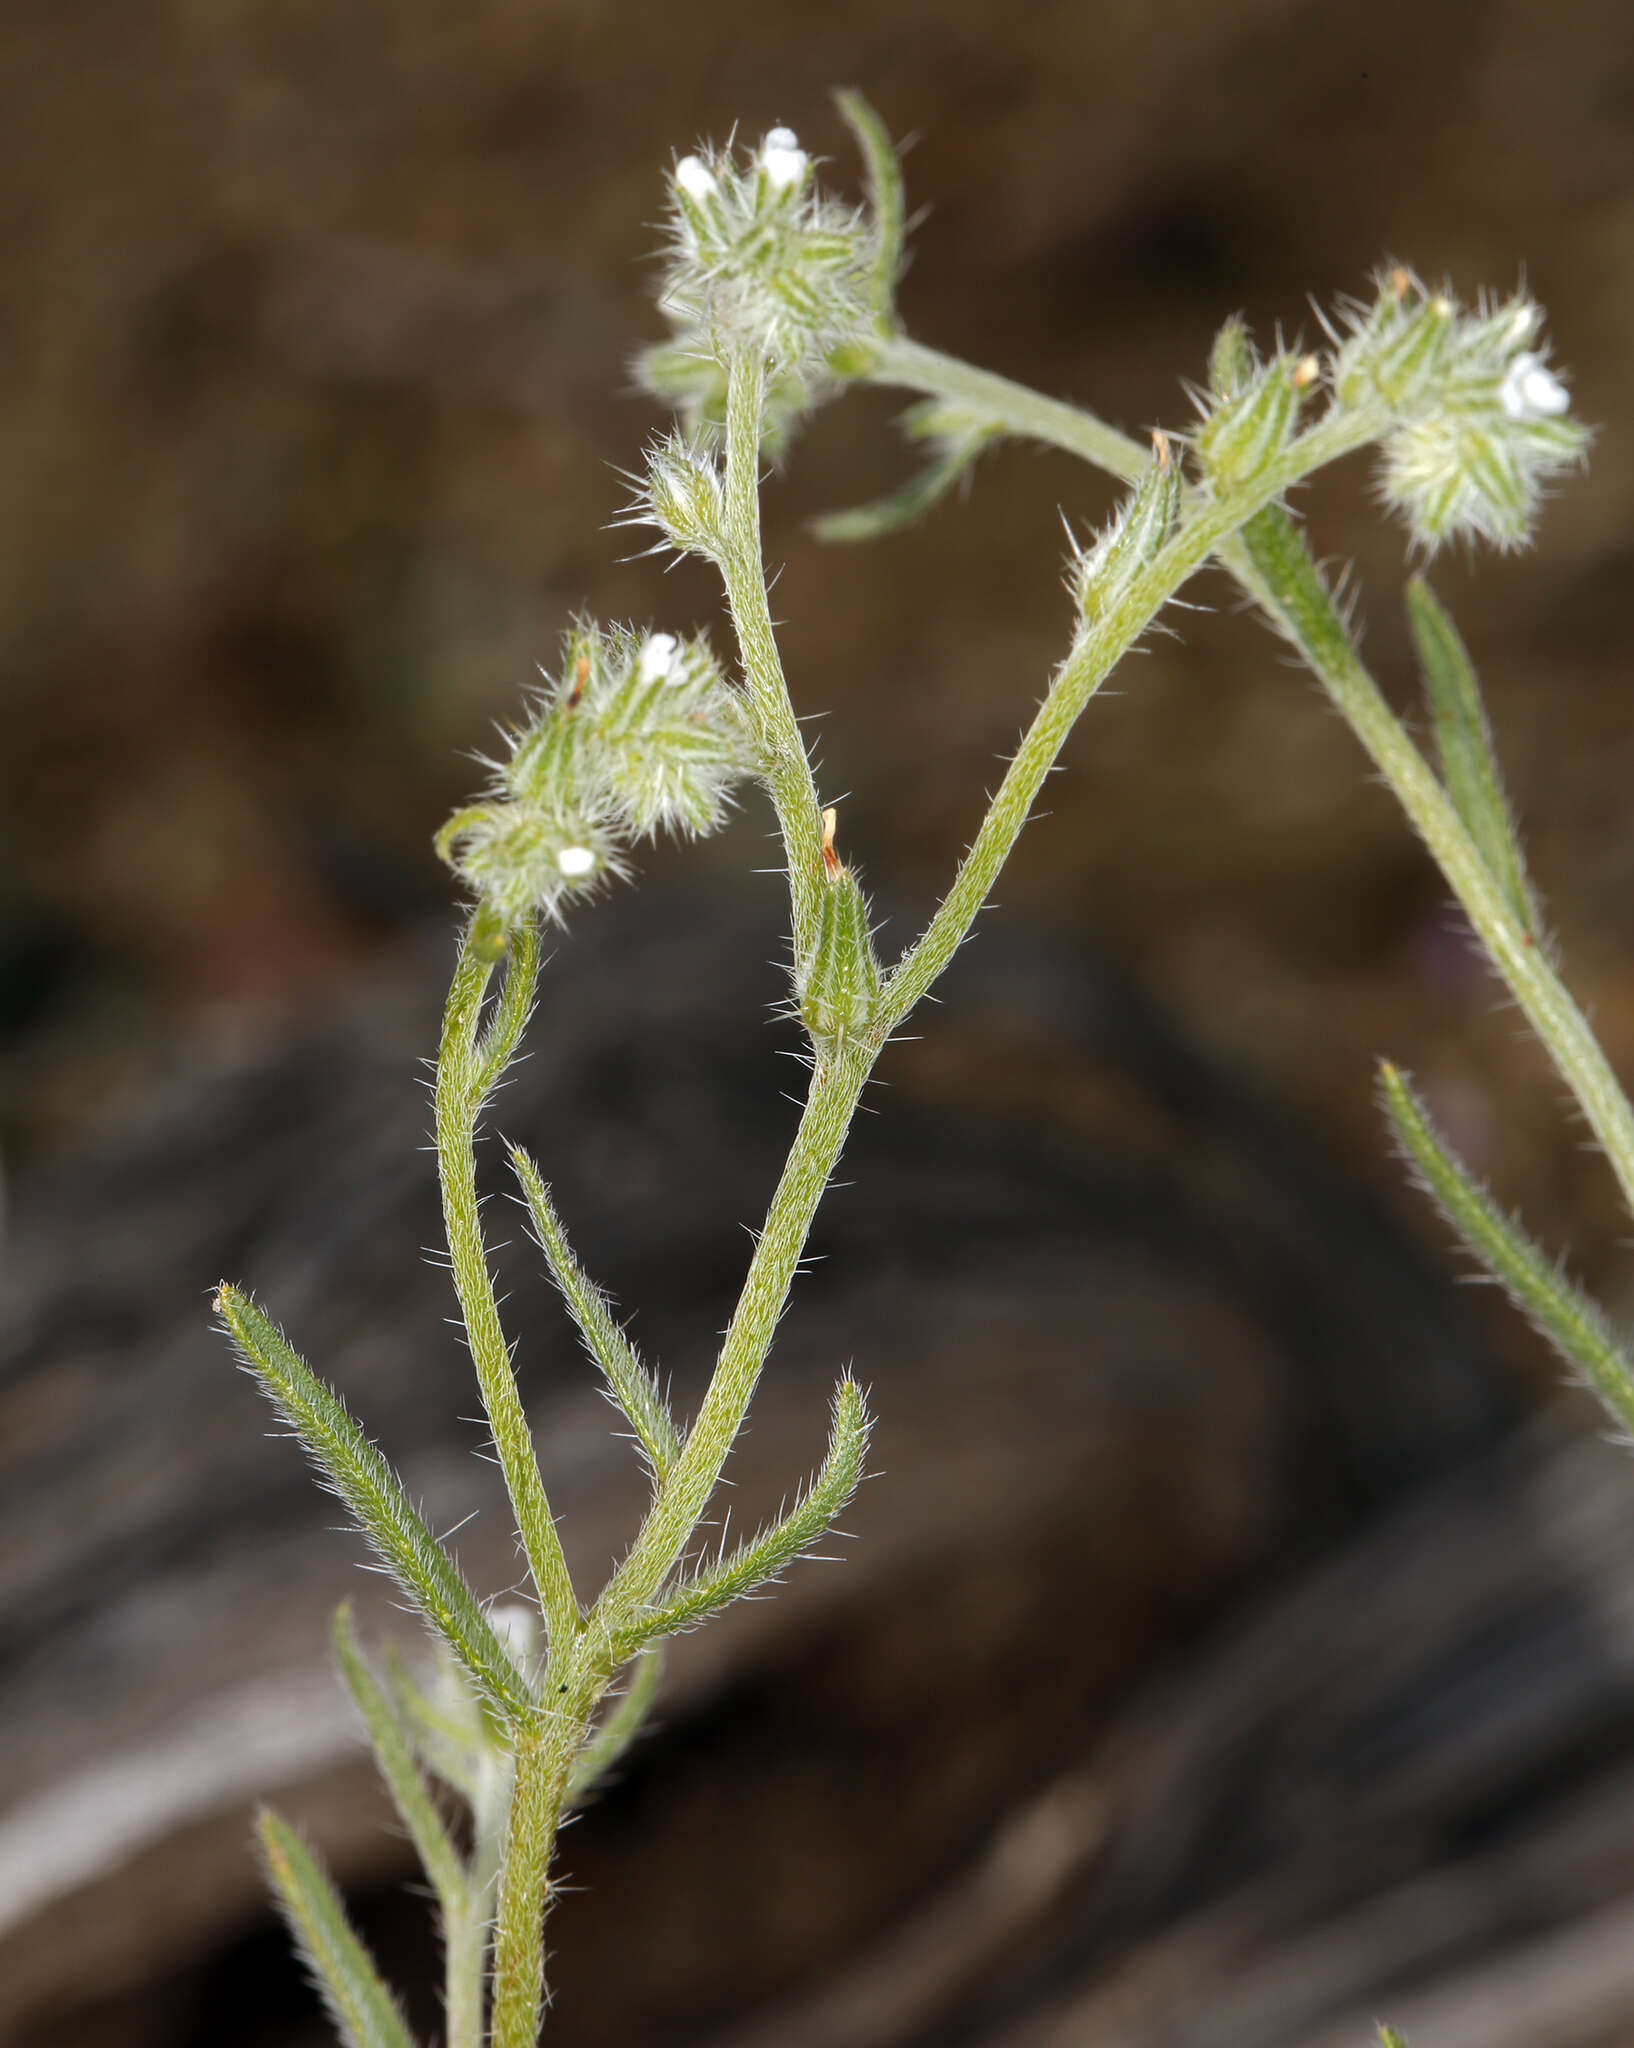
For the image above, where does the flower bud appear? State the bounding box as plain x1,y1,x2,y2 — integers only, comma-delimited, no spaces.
1071,433,1182,626
797,811,882,1052
1197,351,1306,489
644,126,875,417
643,434,729,563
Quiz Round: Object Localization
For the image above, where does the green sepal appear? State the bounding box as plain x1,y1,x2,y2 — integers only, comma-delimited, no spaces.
798,864,882,1051
1379,1062,1634,1436
1073,436,1182,624
1197,352,1304,490
256,1808,418,2048
216,1284,537,1726
1207,313,1255,401
1377,2030,1409,2048
1406,576,1539,937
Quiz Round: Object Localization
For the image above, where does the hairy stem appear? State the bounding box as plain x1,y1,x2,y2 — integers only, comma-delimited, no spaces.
488,1733,571,2048
1238,507,1634,1216
435,920,580,1652
721,348,828,961
868,333,1634,1216
594,1039,872,1622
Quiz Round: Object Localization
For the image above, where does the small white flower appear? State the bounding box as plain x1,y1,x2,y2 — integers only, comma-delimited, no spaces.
761,127,807,191
1499,352,1570,422
638,632,678,683
557,845,598,878
674,155,717,203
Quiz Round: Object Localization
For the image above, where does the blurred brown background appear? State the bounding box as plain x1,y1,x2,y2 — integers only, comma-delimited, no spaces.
4,0,1633,1261
6,0,1634,2043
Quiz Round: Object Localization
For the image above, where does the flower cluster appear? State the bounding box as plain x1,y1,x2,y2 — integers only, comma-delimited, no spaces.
436,623,757,931
1330,269,1588,550
636,126,877,456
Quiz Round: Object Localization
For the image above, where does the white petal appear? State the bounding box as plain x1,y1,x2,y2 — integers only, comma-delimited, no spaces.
762,143,807,191
675,155,718,203
638,632,678,683
1499,352,1569,421
557,846,598,877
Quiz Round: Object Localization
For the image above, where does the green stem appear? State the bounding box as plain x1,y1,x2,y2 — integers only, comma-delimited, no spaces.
882,435,1376,1026
721,348,828,961
869,333,1634,1218
435,920,581,1653
873,335,1150,481
488,1734,572,2048
1238,508,1634,1218
593,1040,872,1622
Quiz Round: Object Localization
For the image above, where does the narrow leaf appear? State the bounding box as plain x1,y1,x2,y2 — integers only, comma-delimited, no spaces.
511,1148,681,1479
383,1643,486,1807
814,405,1000,544
256,1808,417,2048
332,1605,469,1916
834,88,905,330
612,1377,870,1656
470,916,541,1102
217,1284,535,1725
1380,1062,1634,1434
1406,576,1538,935
566,1649,665,1809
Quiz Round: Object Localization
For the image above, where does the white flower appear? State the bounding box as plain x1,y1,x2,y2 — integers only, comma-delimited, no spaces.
674,155,717,203
760,126,807,192
556,845,598,878
1499,351,1570,422
638,631,678,683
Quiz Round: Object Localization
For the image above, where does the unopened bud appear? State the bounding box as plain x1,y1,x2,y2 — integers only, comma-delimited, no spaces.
1072,433,1182,625
644,437,728,563
798,826,881,1052
1197,353,1304,488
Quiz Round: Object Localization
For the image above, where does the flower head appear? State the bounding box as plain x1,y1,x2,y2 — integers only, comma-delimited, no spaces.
436,622,758,932
1331,270,1589,551
636,124,878,452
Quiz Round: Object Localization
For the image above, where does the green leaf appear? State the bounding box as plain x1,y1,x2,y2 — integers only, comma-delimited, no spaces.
1377,2030,1408,2048
1379,1062,1634,1434
216,1284,535,1726
611,1376,870,1657
332,1606,469,1916
814,403,1001,543
834,88,905,331
383,1642,487,1807
1406,577,1538,935
469,915,541,1099
566,1648,665,1808
256,1808,417,2048
510,1150,681,1479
